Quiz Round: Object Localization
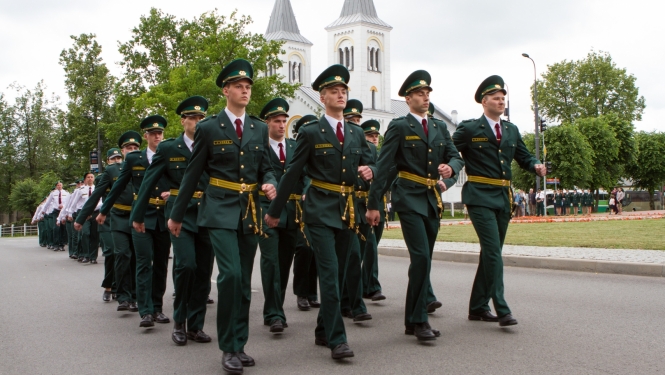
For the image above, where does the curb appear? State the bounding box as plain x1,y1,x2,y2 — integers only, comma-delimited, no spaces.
378,247,665,278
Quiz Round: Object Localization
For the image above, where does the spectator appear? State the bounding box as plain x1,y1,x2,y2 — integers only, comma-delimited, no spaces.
616,188,625,215
513,190,524,218
608,194,617,215
528,188,536,216
536,189,545,216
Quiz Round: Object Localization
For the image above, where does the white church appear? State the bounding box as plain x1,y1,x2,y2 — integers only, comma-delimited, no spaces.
263,0,465,207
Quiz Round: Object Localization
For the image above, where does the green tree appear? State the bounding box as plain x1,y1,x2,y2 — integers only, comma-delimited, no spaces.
0,94,18,213
536,50,645,125
9,178,42,217
575,117,620,208
627,132,665,210
114,8,298,140
542,124,594,189
59,33,116,175
510,133,538,191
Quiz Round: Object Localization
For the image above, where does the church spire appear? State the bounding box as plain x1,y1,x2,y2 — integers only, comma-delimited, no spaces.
265,0,312,45
326,0,392,29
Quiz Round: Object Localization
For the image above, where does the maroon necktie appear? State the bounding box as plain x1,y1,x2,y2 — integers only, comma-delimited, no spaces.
278,143,285,163
235,118,243,140
58,191,61,204
421,119,428,137
89,187,92,196
495,123,502,144
336,122,344,143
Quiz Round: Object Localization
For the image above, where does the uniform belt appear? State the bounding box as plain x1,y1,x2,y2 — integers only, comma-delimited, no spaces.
467,175,513,207
209,177,262,235
113,203,132,212
258,191,302,201
310,179,356,229
134,195,167,206
169,189,204,199
467,175,511,187
355,191,369,199
397,171,444,218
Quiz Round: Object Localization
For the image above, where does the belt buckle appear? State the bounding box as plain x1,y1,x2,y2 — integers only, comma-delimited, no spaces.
502,179,507,186
426,178,432,189
240,183,247,192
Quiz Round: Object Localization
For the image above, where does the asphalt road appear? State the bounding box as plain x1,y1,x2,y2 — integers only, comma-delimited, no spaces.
1,237,664,375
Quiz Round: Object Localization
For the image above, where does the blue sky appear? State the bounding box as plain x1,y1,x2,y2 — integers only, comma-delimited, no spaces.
0,0,661,133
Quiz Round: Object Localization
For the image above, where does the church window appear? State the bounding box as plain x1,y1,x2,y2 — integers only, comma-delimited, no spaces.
375,49,380,72
339,48,344,65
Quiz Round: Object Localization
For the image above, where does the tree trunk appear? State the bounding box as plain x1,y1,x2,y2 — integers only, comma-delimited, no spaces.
648,188,655,210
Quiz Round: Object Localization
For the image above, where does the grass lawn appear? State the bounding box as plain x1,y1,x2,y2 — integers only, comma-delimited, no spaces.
381,219,665,250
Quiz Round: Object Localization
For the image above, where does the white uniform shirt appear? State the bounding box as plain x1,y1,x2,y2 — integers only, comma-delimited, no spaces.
45,189,71,215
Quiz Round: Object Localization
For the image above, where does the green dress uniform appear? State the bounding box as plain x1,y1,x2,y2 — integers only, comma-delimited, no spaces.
451,75,540,319
255,98,303,327
561,192,568,215
290,116,319,304
131,97,214,335
571,191,580,214
79,138,138,305
169,59,277,355
368,71,464,333
101,118,172,319
268,65,377,350
97,151,120,293
554,192,562,214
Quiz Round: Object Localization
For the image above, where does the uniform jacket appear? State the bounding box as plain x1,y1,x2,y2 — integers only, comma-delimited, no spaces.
368,114,463,217
260,136,302,230
100,149,170,232
169,111,277,233
452,115,539,210
130,134,208,234
267,116,377,230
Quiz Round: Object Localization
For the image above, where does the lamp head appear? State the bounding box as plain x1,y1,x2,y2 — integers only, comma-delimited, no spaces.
522,53,530,58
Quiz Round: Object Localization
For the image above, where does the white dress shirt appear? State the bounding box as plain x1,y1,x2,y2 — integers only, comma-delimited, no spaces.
147,147,155,164
225,108,245,132
485,115,502,139
324,114,344,134
183,133,194,152
269,138,286,160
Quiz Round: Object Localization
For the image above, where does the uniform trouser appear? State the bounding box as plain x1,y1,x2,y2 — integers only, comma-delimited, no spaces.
38,221,46,246
537,202,545,216
99,231,115,291
112,229,136,303
65,221,73,252
71,213,83,257
398,206,440,326
308,224,353,349
561,203,567,215
52,211,66,246
339,229,368,317
293,228,318,300
171,227,213,332
361,222,383,295
208,226,258,353
82,213,100,260
467,205,511,317
45,214,54,246
259,225,298,324
132,227,171,317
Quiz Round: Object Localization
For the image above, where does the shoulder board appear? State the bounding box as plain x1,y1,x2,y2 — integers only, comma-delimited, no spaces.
501,120,516,127
393,116,406,121
431,117,446,125
460,118,475,124
346,122,362,129
301,120,318,129
161,138,176,143
198,115,217,125
248,115,266,124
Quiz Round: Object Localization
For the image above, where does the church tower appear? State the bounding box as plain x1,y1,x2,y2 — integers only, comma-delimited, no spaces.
265,0,313,86
326,0,393,112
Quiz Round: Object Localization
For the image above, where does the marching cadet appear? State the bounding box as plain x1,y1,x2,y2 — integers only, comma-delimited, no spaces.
451,75,546,327
265,64,376,360
99,117,172,329
97,149,123,301
168,59,277,375
131,96,213,346
366,70,464,341
59,179,80,258
290,115,320,312
44,181,70,251
32,198,48,247
358,119,386,301
68,173,99,263
344,99,363,124
255,98,300,334
85,133,141,311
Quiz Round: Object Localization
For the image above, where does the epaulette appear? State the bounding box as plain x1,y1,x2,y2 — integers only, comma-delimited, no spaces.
249,115,266,124
161,138,176,143
346,121,362,129
393,116,406,121
460,118,475,123
301,119,318,128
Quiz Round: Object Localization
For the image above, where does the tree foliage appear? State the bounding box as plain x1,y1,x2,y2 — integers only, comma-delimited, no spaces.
536,50,645,125
510,133,538,191
575,116,620,206
626,132,665,210
542,123,594,189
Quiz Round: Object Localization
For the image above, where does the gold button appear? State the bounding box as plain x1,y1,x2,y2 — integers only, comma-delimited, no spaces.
198,202,200,206
324,151,327,154
343,156,346,159
428,173,431,177
479,146,482,148
240,178,244,181
222,148,225,151
176,166,179,168
241,165,244,169
240,151,244,155
499,149,502,153
429,149,432,153
248,224,253,228
155,187,158,190
503,171,506,175
429,161,432,165
501,161,504,164
343,169,346,172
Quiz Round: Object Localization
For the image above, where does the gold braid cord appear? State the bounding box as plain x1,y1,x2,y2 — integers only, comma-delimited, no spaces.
397,171,444,218
209,177,261,235
293,198,309,246
383,195,389,230
310,179,358,231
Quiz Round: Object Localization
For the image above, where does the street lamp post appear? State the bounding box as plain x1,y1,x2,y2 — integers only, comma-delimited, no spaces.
522,53,540,191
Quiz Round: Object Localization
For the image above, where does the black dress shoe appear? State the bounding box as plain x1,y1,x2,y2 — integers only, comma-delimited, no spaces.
128,302,139,312
102,290,112,302
60,247,66,251
405,323,441,337
269,319,284,333
370,290,386,301
315,337,328,347
237,352,255,367
172,322,187,346
154,312,170,324
187,330,212,343
353,313,372,322
90,259,97,264
427,300,442,313
222,352,243,375
140,314,155,328
117,301,129,311
413,322,437,341
77,257,83,262
331,343,354,359
308,299,321,308
499,314,518,327
468,311,499,322
297,297,311,311
112,293,118,300
69,255,75,259
341,310,354,319
207,296,214,304
81,258,89,263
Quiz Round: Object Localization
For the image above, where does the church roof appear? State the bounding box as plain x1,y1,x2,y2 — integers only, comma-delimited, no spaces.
265,0,313,45
326,0,393,29
298,86,324,107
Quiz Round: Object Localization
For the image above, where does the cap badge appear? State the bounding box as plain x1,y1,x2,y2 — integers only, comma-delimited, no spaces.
495,84,501,89
277,107,284,111
129,138,136,142
239,71,247,76
351,108,358,113
194,106,201,110
420,80,427,85
335,76,342,81
153,123,159,127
